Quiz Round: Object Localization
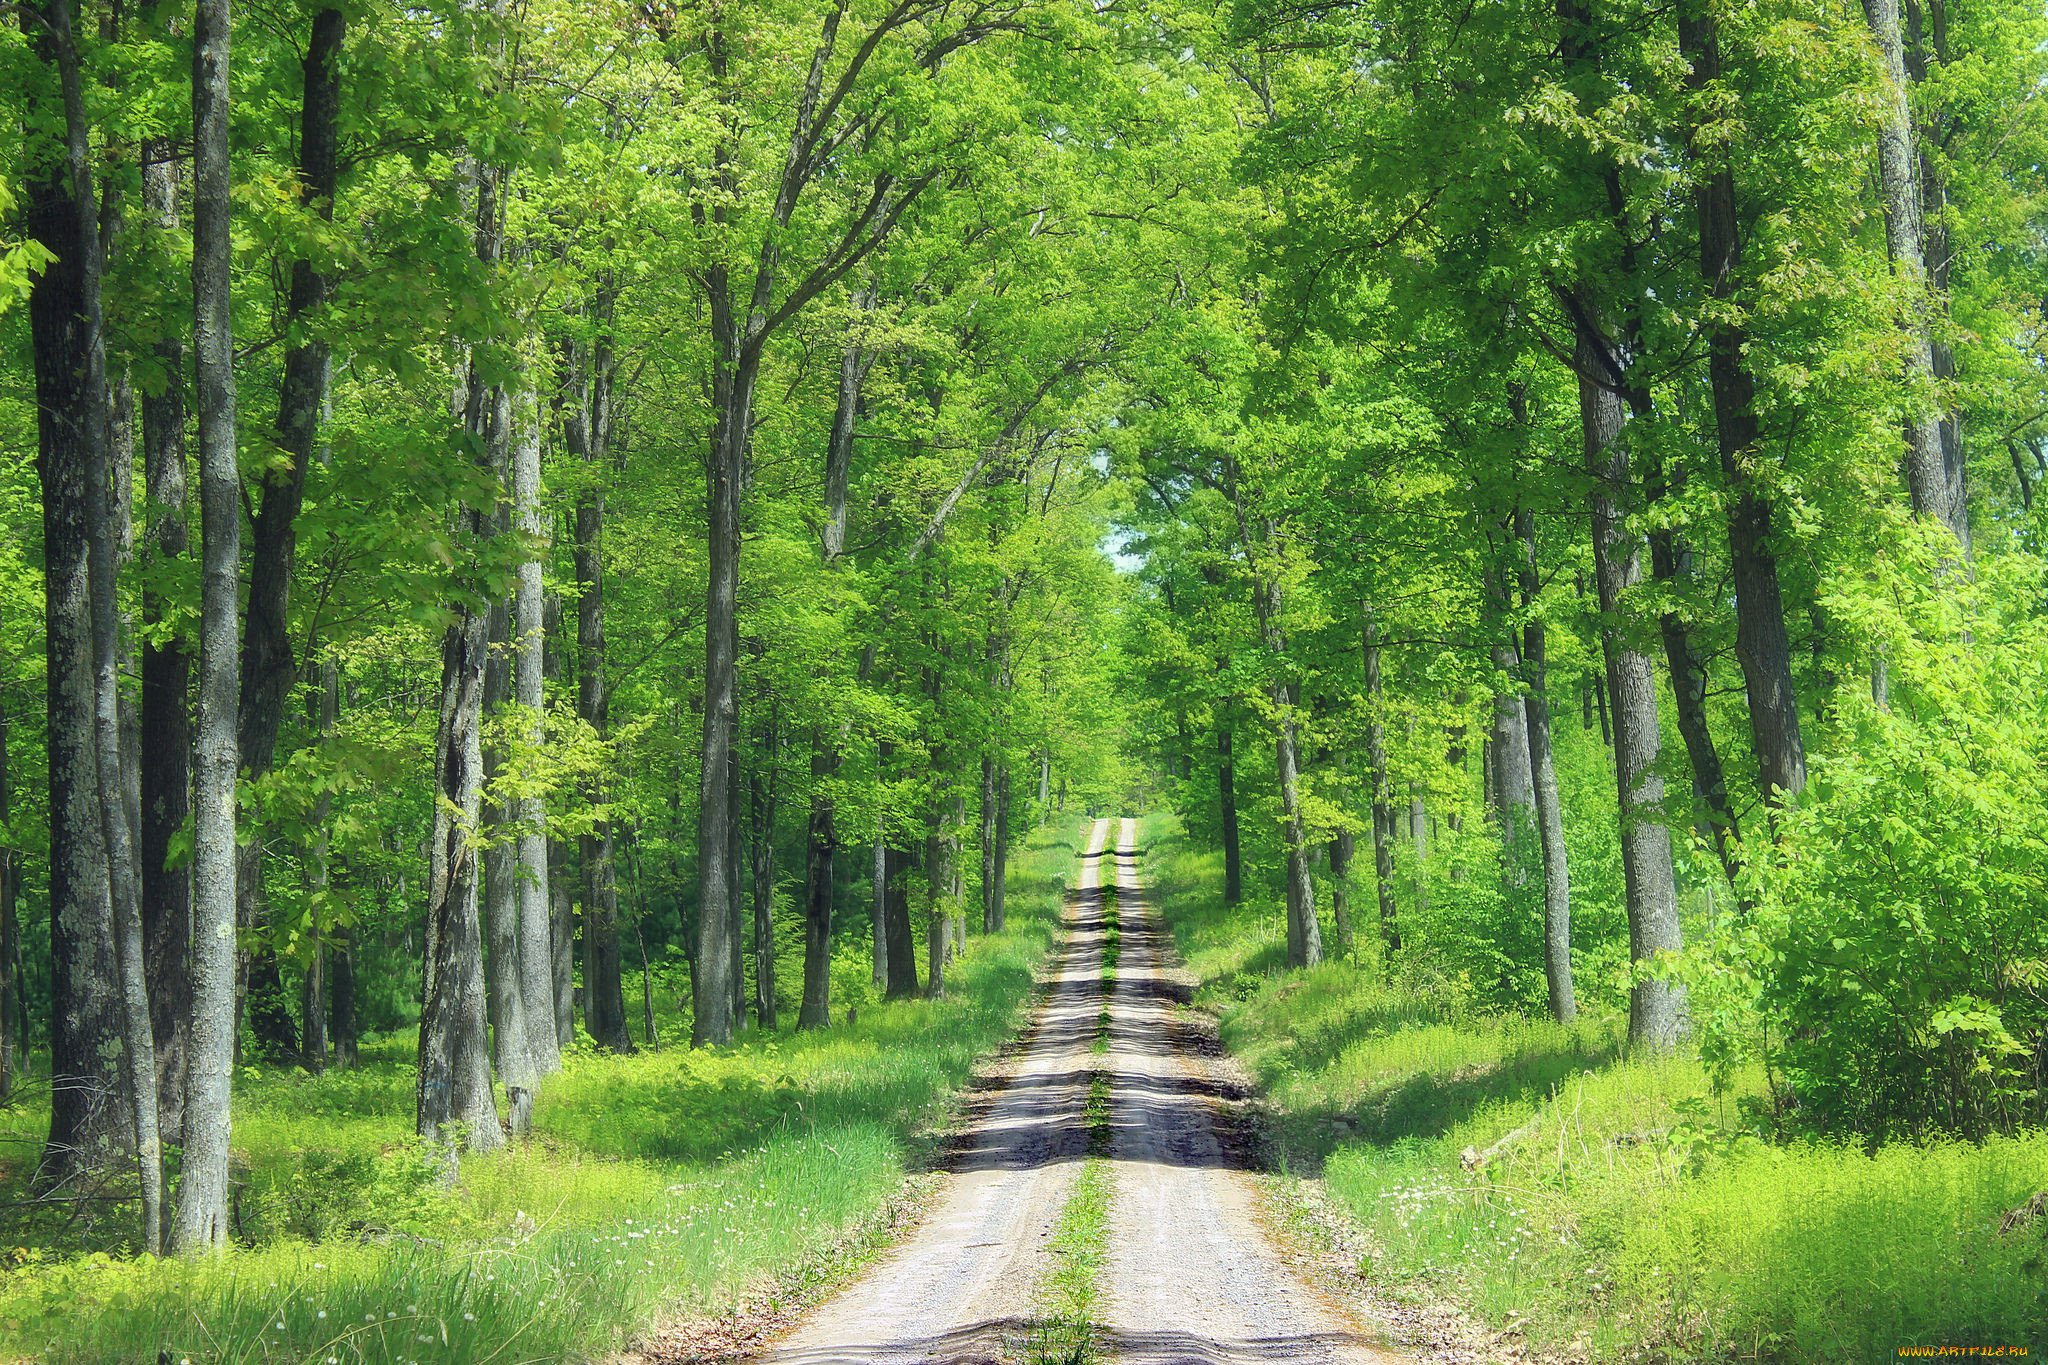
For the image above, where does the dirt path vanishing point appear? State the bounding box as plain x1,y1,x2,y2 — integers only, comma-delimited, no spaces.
756,817,1403,1365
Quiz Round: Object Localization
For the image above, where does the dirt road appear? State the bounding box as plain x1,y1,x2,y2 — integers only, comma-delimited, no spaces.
1096,817,1396,1364
757,817,1398,1365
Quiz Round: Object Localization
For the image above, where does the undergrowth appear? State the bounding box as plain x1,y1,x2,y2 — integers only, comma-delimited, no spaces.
1143,815,2048,1364
0,818,1091,1365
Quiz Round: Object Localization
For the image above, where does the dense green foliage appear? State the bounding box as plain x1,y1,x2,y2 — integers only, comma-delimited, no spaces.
3,0,2047,1353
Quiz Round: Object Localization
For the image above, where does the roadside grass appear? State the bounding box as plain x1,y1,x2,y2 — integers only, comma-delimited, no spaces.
1019,1159,1111,1365
0,817,1089,1365
1143,816,2048,1364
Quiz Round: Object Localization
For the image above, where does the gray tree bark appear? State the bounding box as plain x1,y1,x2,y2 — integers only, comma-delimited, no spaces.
991,764,1010,932
1863,0,1968,550
416,165,509,1157
1576,330,1687,1052
1252,549,1321,970
883,841,920,999
565,331,629,1052
1362,614,1398,957
1217,719,1241,905
1648,496,1742,887
511,398,559,1075
0,709,18,1102
871,831,888,991
1515,511,1575,1023
483,577,535,1133
980,755,1001,934
25,31,127,1169
749,707,779,1029
172,0,241,1248
138,139,191,1142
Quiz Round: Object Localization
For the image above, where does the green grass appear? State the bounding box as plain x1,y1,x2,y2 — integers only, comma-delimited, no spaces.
0,818,1091,1365
1143,815,2048,1364
1019,1159,1111,1365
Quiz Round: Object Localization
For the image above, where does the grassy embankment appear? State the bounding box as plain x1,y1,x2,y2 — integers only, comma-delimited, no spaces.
1144,815,2048,1363
0,817,1092,1365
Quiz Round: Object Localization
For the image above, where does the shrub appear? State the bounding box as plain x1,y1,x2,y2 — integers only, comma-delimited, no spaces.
1745,610,2048,1139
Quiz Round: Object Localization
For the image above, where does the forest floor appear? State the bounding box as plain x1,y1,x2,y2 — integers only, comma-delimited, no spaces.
0,820,1093,1365
1142,817,2048,1365
748,817,1406,1365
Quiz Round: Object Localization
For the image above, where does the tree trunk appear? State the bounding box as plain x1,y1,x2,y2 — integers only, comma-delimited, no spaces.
0,709,17,1102
883,842,919,999
871,830,888,989
330,924,358,1068
1253,553,1321,969
1217,719,1242,905
138,138,191,1144
727,739,746,1032
1648,508,1742,887
1327,829,1354,958
1577,327,1686,1052
301,660,337,1075
1515,511,1576,1023
172,0,241,1248
566,336,629,1053
483,587,535,1135
511,403,560,1075
1409,795,1429,914
991,765,1010,932
416,166,510,1157
86,69,164,1253
550,848,575,1048
924,767,955,999
749,710,779,1030
1484,559,1535,883
1273,690,1322,969
799,741,835,1030
1863,0,1967,550
1677,0,1808,811
1909,0,1964,526
980,755,999,934
1363,614,1398,959
693,309,756,1046
541,593,576,1050
419,584,505,1154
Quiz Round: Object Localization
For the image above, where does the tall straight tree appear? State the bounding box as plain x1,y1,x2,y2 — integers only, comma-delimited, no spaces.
566,329,629,1052
482,534,535,1132
1249,531,1321,969
173,0,241,1251
1577,339,1687,1050
24,0,128,1195
138,133,191,1141
1676,0,1808,809
416,153,510,1154
1551,0,1687,1050
511,397,560,1073
799,311,871,1030
1515,509,1575,1023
